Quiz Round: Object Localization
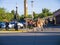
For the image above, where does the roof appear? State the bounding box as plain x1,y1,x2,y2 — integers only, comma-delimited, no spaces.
53,9,60,14
53,9,60,16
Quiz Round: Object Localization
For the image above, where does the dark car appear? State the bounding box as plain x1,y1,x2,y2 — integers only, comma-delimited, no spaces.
19,20,26,24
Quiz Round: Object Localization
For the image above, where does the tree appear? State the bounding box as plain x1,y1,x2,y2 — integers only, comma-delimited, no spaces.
5,12,14,21
20,15,24,20
27,14,32,18
0,8,6,21
11,10,15,15
38,13,45,18
38,8,53,18
42,8,49,13
11,10,20,21
33,12,38,19
0,8,14,22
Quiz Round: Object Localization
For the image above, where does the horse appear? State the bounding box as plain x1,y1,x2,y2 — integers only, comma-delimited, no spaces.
36,18,45,31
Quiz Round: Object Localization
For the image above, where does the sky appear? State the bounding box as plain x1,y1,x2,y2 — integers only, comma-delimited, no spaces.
0,0,60,15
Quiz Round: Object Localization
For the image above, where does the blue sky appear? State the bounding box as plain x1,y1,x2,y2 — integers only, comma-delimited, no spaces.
0,0,60,15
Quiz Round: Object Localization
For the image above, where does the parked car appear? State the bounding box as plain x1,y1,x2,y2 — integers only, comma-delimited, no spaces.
9,22,24,29
0,22,6,28
9,23,14,28
9,21,16,28
19,20,26,27
17,22,24,28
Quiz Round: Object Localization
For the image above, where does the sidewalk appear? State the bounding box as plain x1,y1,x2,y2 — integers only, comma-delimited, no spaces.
0,28,60,34
0,25,60,33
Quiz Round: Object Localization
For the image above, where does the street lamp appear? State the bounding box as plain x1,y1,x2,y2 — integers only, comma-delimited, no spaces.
16,3,18,21
13,3,18,21
31,0,34,20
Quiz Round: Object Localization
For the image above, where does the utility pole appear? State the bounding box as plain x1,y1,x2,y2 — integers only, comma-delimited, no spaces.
24,0,28,29
24,0,28,17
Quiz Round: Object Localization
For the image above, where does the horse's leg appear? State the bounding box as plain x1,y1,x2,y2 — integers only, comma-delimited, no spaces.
41,25,44,31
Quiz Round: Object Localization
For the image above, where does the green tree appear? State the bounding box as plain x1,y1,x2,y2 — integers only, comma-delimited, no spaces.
5,12,14,21
27,14,32,18
38,8,53,18
11,10,20,21
33,12,38,19
42,8,49,13
0,8,6,21
11,10,15,15
20,15,24,20
0,8,14,22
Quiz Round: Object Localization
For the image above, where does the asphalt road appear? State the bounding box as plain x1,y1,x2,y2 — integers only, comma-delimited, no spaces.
0,25,60,45
0,31,60,45
0,33,60,45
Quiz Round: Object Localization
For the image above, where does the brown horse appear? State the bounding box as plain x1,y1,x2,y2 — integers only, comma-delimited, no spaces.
36,18,45,31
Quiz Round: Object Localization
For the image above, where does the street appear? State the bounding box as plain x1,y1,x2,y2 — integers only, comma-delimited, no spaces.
0,33,60,45
0,25,60,45
0,32,60,36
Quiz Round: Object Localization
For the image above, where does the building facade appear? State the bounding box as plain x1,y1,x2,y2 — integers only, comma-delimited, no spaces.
53,9,60,24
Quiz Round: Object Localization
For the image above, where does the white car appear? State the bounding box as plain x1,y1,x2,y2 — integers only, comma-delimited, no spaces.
17,22,24,28
9,22,23,29
9,24,14,28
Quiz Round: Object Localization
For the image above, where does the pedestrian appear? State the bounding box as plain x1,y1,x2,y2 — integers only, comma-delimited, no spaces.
29,20,33,29
0,24,1,28
47,18,50,23
45,19,48,27
14,22,18,31
5,22,9,31
52,18,55,26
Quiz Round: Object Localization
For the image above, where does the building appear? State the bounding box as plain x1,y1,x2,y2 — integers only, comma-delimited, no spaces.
53,9,60,25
